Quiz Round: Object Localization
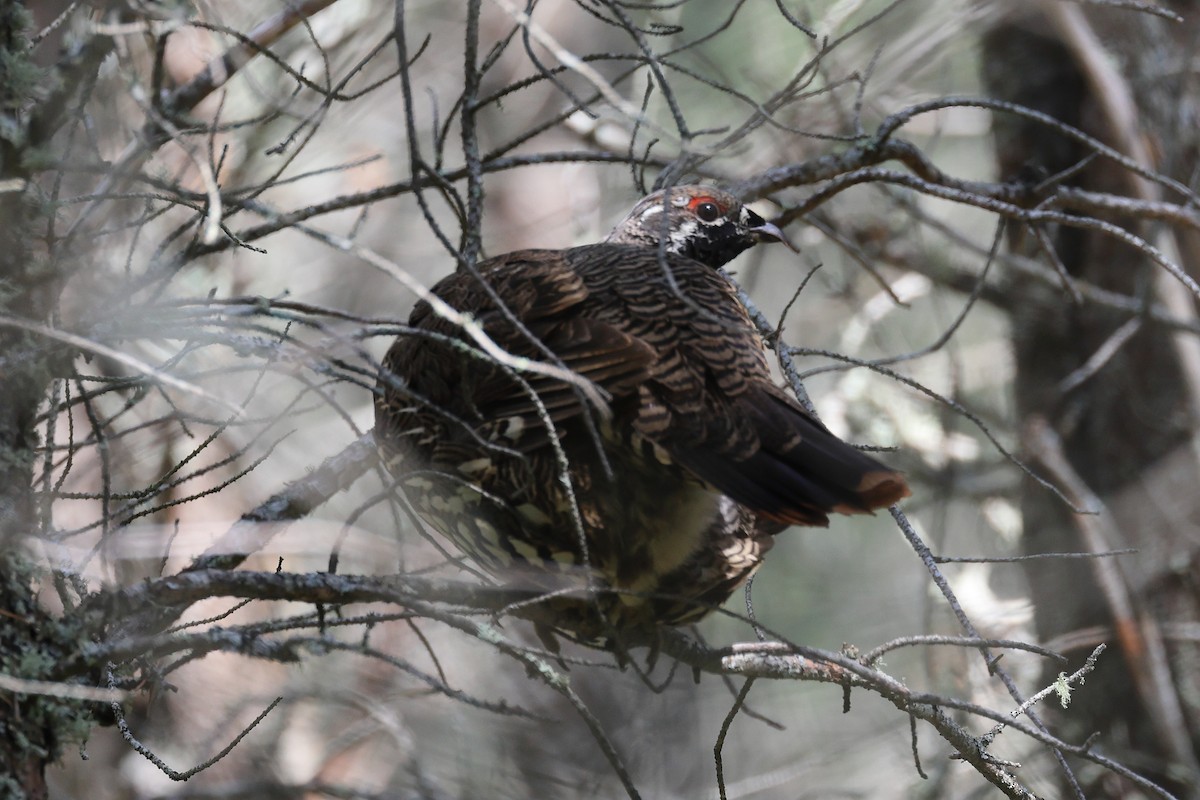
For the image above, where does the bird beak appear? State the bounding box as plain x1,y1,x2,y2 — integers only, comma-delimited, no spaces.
750,220,799,253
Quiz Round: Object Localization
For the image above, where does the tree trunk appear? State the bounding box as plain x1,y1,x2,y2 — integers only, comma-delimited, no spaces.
0,5,108,796
984,5,1200,796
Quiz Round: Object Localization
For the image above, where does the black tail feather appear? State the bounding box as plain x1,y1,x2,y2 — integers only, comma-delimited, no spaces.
673,390,909,525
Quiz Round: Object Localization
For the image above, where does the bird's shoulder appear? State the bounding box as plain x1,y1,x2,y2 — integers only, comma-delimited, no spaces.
409,242,754,343
405,242,769,382
410,248,590,328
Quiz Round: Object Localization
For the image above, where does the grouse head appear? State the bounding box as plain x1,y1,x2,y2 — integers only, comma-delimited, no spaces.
604,185,796,268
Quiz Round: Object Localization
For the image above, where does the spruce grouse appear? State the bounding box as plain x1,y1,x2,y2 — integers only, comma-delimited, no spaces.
375,186,909,638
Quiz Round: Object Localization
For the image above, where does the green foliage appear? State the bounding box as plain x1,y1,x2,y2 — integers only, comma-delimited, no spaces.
0,49,41,109
0,5,38,111
18,142,56,172
0,549,97,776
0,5,34,172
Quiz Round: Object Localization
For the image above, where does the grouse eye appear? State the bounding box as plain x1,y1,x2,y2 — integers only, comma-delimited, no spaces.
694,201,721,222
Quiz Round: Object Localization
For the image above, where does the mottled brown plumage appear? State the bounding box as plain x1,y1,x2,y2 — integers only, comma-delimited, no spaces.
375,186,909,638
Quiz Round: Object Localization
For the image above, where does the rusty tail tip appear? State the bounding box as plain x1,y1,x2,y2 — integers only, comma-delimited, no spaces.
856,470,911,510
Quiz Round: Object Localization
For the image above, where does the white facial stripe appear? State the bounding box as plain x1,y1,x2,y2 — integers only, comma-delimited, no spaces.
668,218,699,253
639,205,664,222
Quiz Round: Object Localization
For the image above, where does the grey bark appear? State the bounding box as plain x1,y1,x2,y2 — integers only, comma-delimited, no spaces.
984,6,1200,796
